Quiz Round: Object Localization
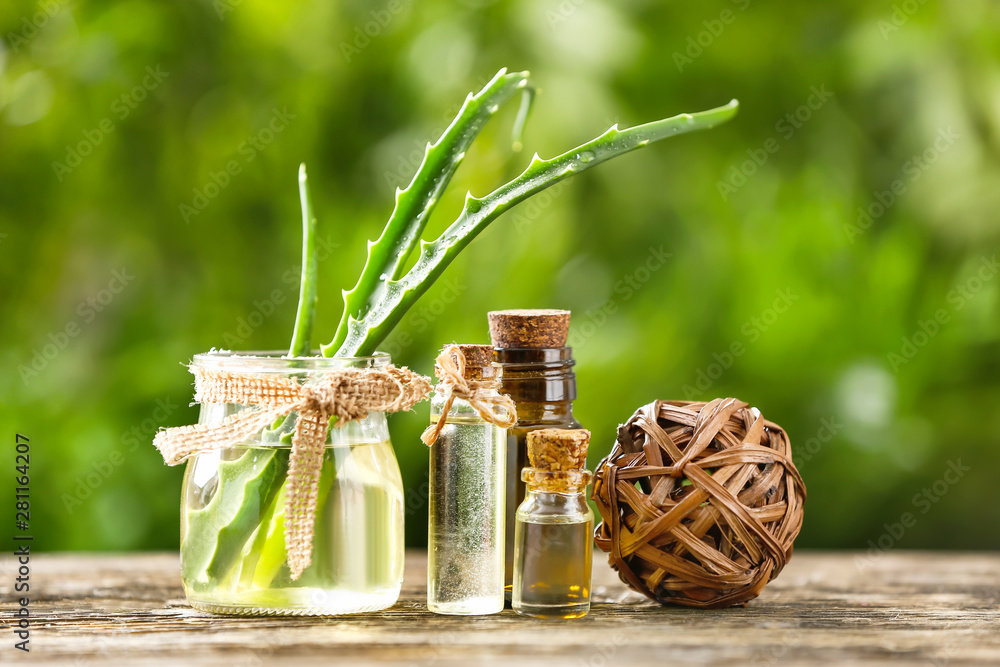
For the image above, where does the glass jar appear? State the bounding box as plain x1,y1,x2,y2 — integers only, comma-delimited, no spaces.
513,468,594,619
427,347,507,615
493,347,582,591
180,351,404,616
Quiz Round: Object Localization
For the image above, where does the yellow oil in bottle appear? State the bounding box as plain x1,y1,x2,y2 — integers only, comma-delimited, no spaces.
513,514,593,619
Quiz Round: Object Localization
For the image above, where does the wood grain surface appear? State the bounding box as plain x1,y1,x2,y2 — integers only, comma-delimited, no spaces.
1,551,999,666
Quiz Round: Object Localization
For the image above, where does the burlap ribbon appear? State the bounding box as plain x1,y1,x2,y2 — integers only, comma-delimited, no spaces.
154,363,431,580
420,345,517,446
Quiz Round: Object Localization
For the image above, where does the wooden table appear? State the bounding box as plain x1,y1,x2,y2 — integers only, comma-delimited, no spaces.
2,551,999,665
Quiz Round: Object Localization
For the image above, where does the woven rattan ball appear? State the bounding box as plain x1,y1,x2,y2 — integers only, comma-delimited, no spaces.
592,398,806,608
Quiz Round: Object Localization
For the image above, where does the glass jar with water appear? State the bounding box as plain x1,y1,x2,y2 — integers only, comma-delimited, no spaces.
179,351,404,616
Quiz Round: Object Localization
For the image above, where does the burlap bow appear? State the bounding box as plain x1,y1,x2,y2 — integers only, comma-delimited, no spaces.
154,363,431,580
420,345,517,446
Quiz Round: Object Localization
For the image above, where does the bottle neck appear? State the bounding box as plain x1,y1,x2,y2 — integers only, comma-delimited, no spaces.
522,468,591,495
430,357,504,420
509,401,577,424
430,389,504,420
494,347,578,406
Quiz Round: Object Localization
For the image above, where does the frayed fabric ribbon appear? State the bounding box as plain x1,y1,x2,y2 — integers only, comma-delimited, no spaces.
420,345,517,446
153,364,431,580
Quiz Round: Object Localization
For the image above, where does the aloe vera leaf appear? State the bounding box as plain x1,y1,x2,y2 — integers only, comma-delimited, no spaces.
236,461,288,589
288,163,319,357
248,451,337,589
207,449,289,582
254,164,320,440
182,448,290,584
322,68,534,356
333,99,739,356
246,480,286,588
233,422,341,589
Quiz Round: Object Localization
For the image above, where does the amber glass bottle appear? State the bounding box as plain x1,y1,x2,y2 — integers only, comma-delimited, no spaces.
489,310,582,594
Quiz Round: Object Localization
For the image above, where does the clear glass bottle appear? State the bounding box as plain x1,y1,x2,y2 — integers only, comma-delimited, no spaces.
493,346,581,592
427,346,506,615
180,351,404,616
513,468,594,619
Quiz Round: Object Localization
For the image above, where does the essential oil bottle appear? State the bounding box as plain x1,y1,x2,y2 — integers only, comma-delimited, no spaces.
488,309,583,595
426,345,507,615
513,428,594,619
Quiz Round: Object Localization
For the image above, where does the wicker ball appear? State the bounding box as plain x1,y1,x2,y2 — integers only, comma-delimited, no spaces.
592,398,806,609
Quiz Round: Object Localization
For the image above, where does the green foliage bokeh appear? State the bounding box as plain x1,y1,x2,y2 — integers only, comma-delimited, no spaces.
1,0,999,552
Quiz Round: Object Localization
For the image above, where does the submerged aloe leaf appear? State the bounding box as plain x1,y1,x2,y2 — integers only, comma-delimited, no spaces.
182,448,289,585
331,98,739,356
323,68,535,355
238,451,336,588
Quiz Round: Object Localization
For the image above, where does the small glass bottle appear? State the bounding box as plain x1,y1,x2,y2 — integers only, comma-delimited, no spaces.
427,345,507,615
488,309,583,594
513,429,594,619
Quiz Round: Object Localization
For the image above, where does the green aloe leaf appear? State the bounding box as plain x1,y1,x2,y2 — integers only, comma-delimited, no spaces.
288,163,318,357
332,98,739,356
244,451,337,589
182,448,289,585
323,68,535,355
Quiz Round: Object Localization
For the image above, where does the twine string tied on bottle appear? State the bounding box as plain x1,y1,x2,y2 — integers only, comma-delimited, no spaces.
420,344,517,446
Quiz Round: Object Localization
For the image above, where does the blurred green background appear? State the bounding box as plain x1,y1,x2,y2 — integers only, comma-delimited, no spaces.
2,0,998,553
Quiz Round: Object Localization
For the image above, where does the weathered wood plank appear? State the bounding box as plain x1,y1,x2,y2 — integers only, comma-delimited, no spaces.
1,551,998,666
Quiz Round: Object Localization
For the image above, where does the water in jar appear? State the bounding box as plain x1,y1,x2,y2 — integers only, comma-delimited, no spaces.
181,439,404,615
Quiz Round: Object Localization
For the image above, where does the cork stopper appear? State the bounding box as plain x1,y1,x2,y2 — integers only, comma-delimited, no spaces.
450,344,495,380
527,428,590,471
488,309,571,349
